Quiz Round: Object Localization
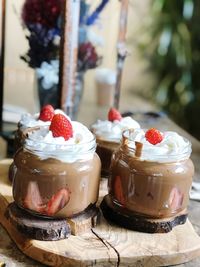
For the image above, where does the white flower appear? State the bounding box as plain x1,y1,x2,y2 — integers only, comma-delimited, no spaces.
53,35,61,46
36,60,59,90
87,29,104,46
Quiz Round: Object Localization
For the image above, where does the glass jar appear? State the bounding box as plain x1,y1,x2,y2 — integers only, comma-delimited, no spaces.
108,129,194,219
91,116,140,178
96,138,119,177
13,136,101,218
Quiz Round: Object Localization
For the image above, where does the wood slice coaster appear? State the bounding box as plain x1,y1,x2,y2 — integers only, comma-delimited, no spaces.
6,202,71,241
6,202,100,240
100,195,188,233
67,204,100,235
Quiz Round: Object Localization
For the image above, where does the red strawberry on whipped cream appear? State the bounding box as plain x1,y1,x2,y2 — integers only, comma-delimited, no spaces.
145,128,163,145
123,128,192,162
108,108,122,122
91,108,140,143
50,114,73,140
24,116,95,163
19,106,66,129
39,104,55,122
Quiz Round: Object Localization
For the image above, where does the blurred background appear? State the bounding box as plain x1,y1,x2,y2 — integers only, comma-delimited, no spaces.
2,0,200,140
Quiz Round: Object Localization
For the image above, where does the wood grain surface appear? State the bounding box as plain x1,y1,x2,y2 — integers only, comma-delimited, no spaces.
0,159,200,267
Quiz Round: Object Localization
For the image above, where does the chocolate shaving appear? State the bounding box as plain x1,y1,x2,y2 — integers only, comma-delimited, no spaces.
122,129,135,149
122,135,128,147
135,141,143,158
22,126,41,139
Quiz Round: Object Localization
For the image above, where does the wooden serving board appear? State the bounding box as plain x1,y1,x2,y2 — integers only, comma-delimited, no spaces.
1,159,200,267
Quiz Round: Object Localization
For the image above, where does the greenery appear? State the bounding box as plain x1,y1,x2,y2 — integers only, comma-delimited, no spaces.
143,0,200,139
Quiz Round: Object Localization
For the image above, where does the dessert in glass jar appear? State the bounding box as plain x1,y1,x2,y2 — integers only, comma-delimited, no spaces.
91,108,140,177
108,128,194,219
13,114,101,218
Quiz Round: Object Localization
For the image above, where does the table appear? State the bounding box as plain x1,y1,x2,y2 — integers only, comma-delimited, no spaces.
0,97,200,266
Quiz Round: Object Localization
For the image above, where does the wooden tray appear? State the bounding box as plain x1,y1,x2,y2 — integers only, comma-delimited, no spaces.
1,159,200,267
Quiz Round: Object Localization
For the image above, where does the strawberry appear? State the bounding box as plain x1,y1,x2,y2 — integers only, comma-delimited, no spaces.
23,181,46,213
145,128,163,145
49,114,73,140
108,108,122,122
46,188,71,216
39,104,55,122
114,176,125,206
169,187,184,211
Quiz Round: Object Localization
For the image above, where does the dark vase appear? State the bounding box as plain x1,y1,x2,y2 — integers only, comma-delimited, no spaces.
37,78,58,109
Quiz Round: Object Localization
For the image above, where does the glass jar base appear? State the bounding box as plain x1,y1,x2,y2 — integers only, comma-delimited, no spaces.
100,195,188,233
17,202,97,220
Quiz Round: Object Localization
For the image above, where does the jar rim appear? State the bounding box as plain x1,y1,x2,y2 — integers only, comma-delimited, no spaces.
26,134,96,147
27,134,96,146
121,129,192,162
23,134,97,163
24,134,97,158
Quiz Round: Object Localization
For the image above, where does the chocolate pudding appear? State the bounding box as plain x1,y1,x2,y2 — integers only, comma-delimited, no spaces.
13,120,101,219
108,129,194,219
91,111,140,177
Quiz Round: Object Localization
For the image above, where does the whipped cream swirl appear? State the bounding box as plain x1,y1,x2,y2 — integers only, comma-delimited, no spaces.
91,117,140,143
124,129,192,163
25,121,96,163
19,109,66,129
